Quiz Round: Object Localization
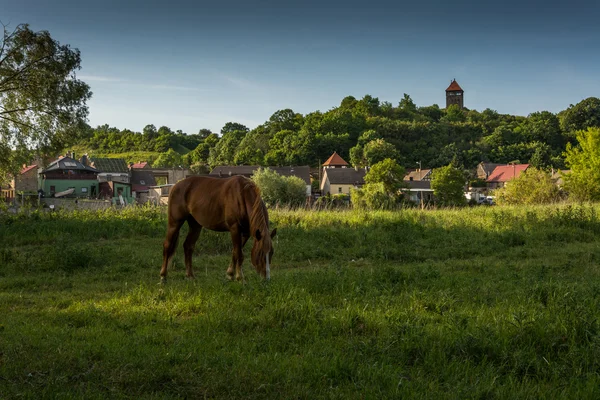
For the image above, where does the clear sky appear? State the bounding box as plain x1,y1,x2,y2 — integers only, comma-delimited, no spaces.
2,0,599,134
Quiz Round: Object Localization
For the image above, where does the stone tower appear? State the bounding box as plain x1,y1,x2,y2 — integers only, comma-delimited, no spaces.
445,79,464,109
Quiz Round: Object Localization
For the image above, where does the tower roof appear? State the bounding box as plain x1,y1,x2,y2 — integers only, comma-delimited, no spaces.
323,151,349,167
445,79,463,92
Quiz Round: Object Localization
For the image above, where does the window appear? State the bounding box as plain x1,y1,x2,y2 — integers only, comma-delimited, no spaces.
50,186,55,192
338,187,342,193
140,180,145,185
81,187,88,193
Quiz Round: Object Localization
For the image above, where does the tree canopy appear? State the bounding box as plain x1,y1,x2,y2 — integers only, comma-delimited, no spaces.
0,23,91,180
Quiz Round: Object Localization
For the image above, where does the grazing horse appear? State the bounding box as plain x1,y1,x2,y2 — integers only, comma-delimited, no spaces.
160,175,276,282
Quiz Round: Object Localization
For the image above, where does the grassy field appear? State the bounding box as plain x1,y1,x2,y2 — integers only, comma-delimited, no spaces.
1,205,600,399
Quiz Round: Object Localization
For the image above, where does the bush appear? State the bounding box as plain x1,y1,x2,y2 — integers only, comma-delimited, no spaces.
494,168,563,205
252,168,306,207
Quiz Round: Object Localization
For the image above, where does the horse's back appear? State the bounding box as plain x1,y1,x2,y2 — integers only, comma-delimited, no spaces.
169,175,253,231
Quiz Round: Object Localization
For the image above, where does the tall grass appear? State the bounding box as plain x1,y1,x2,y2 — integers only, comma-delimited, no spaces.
1,204,600,398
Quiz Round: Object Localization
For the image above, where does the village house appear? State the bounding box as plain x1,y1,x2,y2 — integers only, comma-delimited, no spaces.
486,164,529,190
321,167,367,195
477,162,502,180
41,155,99,198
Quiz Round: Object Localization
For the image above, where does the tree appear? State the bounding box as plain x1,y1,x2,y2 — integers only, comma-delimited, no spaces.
494,168,562,205
221,122,249,135
559,97,600,134
152,149,183,168
362,139,399,166
563,127,600,201
0,23,92,179
430,164,467,206
252,167,306,207
364,158,406,197
351,158,406,209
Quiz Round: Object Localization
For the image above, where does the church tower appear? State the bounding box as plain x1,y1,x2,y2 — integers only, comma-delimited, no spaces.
445,79,464,109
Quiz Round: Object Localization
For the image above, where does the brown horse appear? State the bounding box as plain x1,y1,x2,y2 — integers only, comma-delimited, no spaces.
160,175,276,282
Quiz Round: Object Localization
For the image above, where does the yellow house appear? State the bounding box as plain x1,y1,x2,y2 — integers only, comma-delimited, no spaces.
319,152,366,195
321,167,366,195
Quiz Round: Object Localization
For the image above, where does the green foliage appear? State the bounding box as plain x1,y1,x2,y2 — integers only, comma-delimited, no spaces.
152,149,183,168
252,167,306,207
563,127,600,201
494,168,563,205
208,130,246,167
0,24,92,179
362,139,399,166
430,164,467,206
353,159,406,209
364,158,406,195
559,97,600,134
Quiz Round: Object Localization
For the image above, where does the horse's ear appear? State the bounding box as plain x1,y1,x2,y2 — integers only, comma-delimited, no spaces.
271,228,277,239
255,229,262,241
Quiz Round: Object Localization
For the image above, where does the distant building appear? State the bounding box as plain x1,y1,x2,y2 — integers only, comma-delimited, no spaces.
404,169,432,182
321,167,366,196
486,164,529,189
446,79,464,109
41,156,99,198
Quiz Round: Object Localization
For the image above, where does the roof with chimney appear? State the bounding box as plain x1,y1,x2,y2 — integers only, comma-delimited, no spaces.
487,164,529,183
445,79,463,92
323,152,349,167
42,157,98,173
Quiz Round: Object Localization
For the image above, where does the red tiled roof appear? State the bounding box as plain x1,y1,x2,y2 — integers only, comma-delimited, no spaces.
323,152,349,166
445,79,463,92
132,162,148,169
20,164,37,174
486,164,529,183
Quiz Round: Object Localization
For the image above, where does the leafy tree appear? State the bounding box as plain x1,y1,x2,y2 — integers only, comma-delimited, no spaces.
221,122,249,135
252,167,306,207
152,149,183,168
430,163,467,206
494,168,562,205
0,23,92,179
208,129,246,167
363,158,406,196
442,104,466,123
559,97,600,134
363,139,399,166
563,127,600,201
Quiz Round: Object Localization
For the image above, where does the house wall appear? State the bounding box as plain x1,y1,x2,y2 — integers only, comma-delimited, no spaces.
15,169,39,192
329,184,354,195
43,178,99,198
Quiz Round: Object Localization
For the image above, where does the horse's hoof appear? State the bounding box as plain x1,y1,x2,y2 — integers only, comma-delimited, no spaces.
160,276,167,285
186,275,195,280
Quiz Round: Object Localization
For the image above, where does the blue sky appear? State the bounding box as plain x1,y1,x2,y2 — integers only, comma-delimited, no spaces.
2,0,599,134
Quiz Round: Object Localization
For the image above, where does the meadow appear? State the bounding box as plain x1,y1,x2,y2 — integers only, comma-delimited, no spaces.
1,204,600,399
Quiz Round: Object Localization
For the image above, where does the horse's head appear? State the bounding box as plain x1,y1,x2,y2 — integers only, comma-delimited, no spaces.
251,228,277,280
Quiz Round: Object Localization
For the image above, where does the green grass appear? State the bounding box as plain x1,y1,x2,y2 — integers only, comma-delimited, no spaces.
1,205,600,398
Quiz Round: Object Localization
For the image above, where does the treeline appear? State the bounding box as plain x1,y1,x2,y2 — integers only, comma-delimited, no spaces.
79,95,600,170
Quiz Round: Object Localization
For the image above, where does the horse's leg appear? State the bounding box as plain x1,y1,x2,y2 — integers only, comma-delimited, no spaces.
227,233,249,281
183,217,202,279
160,218,184,283
228,228,245,282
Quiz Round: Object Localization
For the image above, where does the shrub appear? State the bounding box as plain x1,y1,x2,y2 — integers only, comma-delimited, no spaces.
252,168,306,207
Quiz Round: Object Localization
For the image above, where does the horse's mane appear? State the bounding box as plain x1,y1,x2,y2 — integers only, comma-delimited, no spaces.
243,179,269,238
